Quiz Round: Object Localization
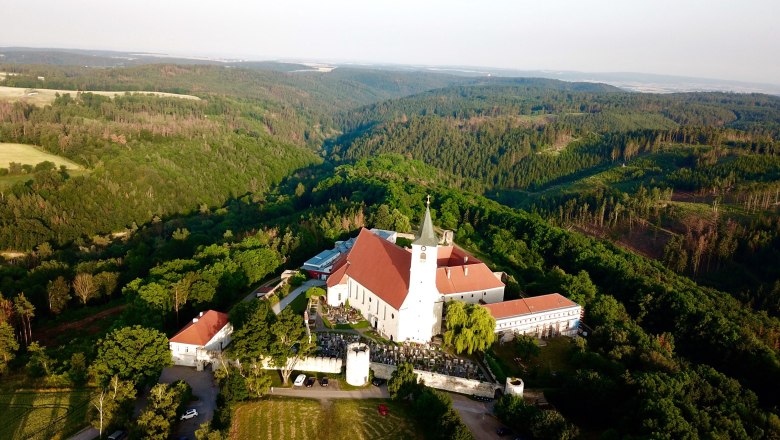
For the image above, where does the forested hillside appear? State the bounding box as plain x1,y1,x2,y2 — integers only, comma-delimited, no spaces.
1,62,780,439
331,82,780,318
0,64,466,250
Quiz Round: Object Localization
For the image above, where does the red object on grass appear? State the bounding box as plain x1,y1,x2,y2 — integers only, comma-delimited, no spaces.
378,404,389,416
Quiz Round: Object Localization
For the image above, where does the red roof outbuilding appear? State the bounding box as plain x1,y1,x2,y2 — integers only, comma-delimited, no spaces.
482,294,578,320
170,310,229,346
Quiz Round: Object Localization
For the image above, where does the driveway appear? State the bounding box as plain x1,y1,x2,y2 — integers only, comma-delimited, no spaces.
270,380,389,400
450,393,506,440
158,366,218,439
272,279,325,314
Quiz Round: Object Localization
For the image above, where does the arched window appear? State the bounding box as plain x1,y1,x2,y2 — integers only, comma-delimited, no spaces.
420,252,426,261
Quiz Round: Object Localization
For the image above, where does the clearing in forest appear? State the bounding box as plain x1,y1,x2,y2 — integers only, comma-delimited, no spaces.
230,397,421,440
0,143,83,170
0,85,200,106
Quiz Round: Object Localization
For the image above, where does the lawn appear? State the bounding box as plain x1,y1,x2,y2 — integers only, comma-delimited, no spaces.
490,336,576,387
0,142,83,169
0,389,93,440
0,85,200,106
230,397,422,440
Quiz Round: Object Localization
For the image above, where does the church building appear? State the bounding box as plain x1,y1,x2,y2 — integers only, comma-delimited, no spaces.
326,200,506,343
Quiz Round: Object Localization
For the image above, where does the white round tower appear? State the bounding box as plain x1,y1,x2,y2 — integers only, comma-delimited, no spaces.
505,377,524,397
346,342,370,386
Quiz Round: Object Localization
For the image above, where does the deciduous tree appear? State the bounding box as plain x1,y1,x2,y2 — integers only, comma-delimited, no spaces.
73,273,97,305
47,276,71,315
443,301,495,355
92,325,171,386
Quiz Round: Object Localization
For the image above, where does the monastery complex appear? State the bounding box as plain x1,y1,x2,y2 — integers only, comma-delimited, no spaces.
323,200,582,343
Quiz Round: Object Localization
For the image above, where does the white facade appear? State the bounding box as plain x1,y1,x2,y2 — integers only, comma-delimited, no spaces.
170,322,233,367
495,306,581,338
440,285,505,305
346,343,370,386
339,278,401,341
398,241,441,343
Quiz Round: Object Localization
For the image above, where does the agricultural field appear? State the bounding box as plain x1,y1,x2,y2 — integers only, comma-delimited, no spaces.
0,143,83,170
0,389,92,440
230,397,421,440
0,85,200,106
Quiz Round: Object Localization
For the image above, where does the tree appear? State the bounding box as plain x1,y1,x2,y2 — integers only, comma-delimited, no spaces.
0,322,19,374
135,383,182,440
47,276,71,315
245,364,272,398
230,300,275,361
269,308,312,385
305,286,325,299
388,362,420,400
94,271,120,297
73,273,97,305
13,293,34,346
70,352,87,385
92,326,171,386
171,272,197,325
443,301,495,354
27,342,52,377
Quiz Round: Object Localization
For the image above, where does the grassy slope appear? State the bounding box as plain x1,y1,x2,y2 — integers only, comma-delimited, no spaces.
0,389,92,440
0,142,83,169
230,397,421,440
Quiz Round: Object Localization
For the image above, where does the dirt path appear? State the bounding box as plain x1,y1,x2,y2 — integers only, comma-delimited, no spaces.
36,304,127,346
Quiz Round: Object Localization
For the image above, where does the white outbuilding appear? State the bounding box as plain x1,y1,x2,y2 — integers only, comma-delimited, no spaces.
170,310,232,369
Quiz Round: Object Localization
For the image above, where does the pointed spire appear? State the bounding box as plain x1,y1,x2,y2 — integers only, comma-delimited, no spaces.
413,195,438,247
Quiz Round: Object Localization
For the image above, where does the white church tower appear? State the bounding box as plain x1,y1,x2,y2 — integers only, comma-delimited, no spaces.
397,196,443,342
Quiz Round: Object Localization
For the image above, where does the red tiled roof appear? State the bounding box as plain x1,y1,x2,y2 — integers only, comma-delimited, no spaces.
436,264,504,294
327,263,349,287
482,294,579,320
436,246,482,267
326,228,411,309
170,310,229,346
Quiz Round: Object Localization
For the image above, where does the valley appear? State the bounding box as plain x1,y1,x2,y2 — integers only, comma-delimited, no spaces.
0,53,777,440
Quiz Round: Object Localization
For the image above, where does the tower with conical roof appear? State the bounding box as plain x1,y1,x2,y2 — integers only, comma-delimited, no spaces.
398,196,442,342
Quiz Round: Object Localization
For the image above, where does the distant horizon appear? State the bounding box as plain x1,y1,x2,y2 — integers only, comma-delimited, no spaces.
3,44,780,96
2,0,777,86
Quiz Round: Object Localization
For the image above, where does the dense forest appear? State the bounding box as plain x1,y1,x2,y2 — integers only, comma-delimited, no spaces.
331,83,780,319
1,60,780,438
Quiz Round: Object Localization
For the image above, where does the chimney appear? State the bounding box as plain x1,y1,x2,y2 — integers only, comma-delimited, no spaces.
199,311,204,317
464,266,469,276
446,267,451,279
464,256,469,264
192,318,199,323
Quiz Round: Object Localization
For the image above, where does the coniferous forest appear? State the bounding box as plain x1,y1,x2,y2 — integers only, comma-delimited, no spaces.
0,59,778,439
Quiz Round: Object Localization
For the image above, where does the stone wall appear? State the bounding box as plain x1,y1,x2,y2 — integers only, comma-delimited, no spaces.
233,356,343,374
370,362,500,398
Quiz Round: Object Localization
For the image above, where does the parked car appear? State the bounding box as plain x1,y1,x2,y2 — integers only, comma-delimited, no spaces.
320,376,329,387
180,409,198,420
294,374,306,386
305,377,316,387
107,431,127,440
371,377,386,387
496,426,512,436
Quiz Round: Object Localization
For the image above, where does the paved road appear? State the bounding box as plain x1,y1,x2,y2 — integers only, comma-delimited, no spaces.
158,366,219,440
450,393,505,440
272,279,325,314
67,426,98,440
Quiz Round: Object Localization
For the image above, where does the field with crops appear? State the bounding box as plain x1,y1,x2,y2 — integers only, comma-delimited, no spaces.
230,397,421,440
0,389,92,440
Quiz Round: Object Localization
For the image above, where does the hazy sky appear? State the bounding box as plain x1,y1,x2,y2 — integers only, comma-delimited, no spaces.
2,0,779,84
